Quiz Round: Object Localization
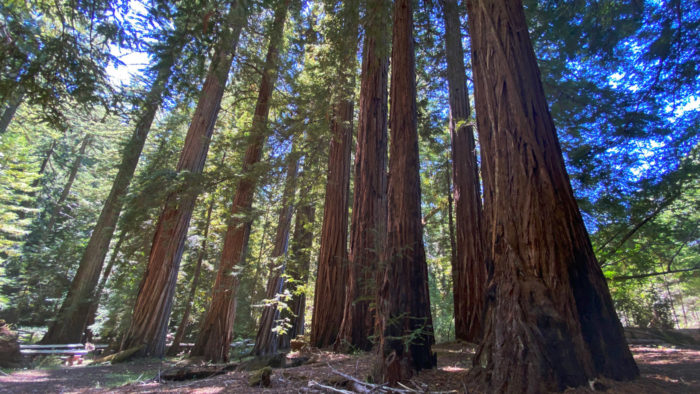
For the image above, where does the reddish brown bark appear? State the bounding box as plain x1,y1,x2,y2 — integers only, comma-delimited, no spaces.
310,0,359,350
191,1,288,362
465,0,639,392
440,0,485,342
253,144,299,356
375,0,436,385
336,0,390,353
42,53,176,345
119,2,247,358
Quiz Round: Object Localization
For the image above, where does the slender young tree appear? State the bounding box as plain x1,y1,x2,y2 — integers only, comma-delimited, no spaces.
310,0,360,349
46,133,92,232
166,195,215,356
336,0,390,352
375,0,436,384
191,0,289,362
465,0,639,392
41,38,183,344
253,141,299,356
440,0,485,342
119,1,248,358
278,187,315,349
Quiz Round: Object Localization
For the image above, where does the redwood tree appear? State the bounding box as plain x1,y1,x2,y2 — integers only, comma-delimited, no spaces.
253,143,299,356
119,1,248,358
375,0,436,384
191,0,288,362
465,0,639,392
310,0,359,350
42,40,181,344
440,0,485,342
336,0,390,352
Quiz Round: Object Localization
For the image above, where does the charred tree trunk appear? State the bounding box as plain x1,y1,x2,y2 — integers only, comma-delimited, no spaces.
119,2,247,358
278,193,315,349
441,0,485,342
310,0,359,350
253,143,299,356
336,0,390,353
42,53,177,345
46,134,92,232
167,196,215,356
375,0,436,385
465,1,638,392
191,1,288,363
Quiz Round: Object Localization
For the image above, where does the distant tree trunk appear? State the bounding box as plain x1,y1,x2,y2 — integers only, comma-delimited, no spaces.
375,0,436,385
42,54,177,345
0,91,23,134
119,2,247,358
336,0,389,353
166,196,215,356
465,1,639,392
37,140,55,176
310,0,359,350
46,134,92,232
278,193,315,349
191,1,288,363
441,0,485,342
252,144,299,356
82,231,126,340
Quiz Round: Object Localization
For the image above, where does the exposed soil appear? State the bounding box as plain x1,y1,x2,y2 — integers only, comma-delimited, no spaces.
1,343,698,393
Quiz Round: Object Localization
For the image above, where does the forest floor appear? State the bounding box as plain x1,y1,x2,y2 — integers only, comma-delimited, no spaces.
1,342,699,393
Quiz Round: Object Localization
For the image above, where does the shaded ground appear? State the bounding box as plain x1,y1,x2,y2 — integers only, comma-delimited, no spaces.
1,343,698,393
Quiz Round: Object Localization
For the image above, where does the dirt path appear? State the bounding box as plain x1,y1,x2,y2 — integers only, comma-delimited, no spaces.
1,344,698,393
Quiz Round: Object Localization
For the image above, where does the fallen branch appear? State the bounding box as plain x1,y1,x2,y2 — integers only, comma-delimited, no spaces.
308,380,355,393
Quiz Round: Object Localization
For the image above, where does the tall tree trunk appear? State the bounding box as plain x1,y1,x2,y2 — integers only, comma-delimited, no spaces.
278,191,315,349
82,231,126,341
441,0,485,342
310,0,359,350
465,1,638,392
375,0,436,385
191,1,288,362
167,196,216,356
119,2,247,358
0,91,23,135
253,143,299,356
47,134,92,232
42,53,177,345
336,0,390,353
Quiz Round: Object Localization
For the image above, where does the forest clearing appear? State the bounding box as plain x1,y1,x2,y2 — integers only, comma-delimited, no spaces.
0,0,698,392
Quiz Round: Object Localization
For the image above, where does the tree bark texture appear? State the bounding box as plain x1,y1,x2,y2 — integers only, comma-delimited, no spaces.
310,0,359,350
42,54,176,345
167,196,215,356
441,0,485,342
119,1,247,358
191,1,288,362
465,1,639,392
336,0,390,353
376,0,436,385
253,143,299,356
278,195,315,349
